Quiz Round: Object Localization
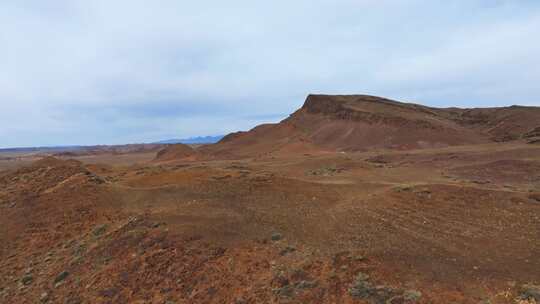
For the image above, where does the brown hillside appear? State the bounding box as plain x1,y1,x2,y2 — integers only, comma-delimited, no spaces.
2,142,540,303
201,95,540,159
154,144,197,162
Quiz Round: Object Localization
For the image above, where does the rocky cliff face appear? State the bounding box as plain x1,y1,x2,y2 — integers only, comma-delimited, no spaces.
298,94,448,130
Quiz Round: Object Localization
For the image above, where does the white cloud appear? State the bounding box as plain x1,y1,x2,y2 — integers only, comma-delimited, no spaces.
0,1,539,147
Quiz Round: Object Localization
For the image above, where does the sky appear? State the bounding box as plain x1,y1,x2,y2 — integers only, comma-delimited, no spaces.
1,0,540,148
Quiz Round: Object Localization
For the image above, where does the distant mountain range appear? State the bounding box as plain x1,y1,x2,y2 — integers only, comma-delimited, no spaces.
154,135,224,145
0,136,225,153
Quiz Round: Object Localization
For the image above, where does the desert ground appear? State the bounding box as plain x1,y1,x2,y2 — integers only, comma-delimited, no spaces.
1,95,539,304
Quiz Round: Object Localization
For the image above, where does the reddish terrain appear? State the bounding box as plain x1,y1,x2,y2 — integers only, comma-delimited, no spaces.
154,144,198,162
1,95,539,304
199,95,540,159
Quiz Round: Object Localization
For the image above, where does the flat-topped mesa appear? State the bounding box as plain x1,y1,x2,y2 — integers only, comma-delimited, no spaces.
298,94,442,129
301,94,439,117
302,94,392,114
302,94,347,114
196,94,540,159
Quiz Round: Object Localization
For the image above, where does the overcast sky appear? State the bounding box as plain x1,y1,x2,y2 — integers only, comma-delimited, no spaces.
1,1,539,148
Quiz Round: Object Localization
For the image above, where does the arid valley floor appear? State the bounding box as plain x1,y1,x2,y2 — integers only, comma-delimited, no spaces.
1,95,539,304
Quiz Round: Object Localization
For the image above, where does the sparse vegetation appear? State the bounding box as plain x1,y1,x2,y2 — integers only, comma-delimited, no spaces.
520,284,540,302
1,95,539,303
271,232,283,241
92,224,108,237
54,271,69,284
349,272,421,303
307,165,343,176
